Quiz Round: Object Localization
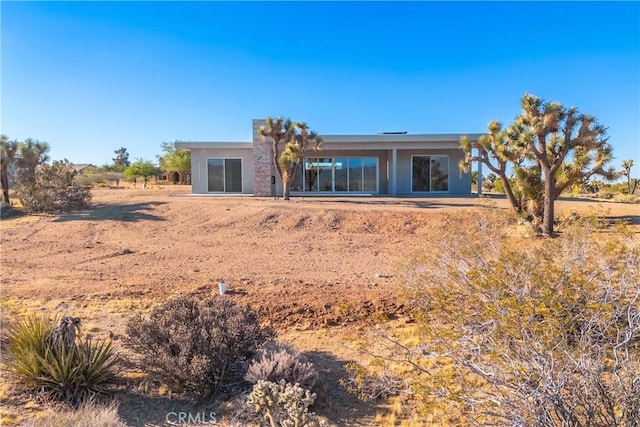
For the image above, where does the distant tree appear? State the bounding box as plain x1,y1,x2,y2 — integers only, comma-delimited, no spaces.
621,159,638,195
471,170,478,185
124,159,158,188
482,172,498,192
259,117,322,200
16,139,50,186
461,93,616,236
72,165,124,188
1,135,19,204
112,147,130,172
157,141,191,184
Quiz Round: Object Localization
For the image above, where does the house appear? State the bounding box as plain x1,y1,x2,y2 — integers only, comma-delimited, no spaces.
176,119,483,197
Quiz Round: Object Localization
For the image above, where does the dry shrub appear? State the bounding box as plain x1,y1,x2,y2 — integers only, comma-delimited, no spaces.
14,160,91,213
245,342,318,391
17,402,126,427
125,296,274,400
340,361,405,402
348,211,640,426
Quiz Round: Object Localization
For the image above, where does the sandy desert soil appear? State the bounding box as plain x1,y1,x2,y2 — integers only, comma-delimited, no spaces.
1,186,638,425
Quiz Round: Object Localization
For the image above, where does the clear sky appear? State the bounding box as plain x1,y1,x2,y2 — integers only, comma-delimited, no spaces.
2,1,639,175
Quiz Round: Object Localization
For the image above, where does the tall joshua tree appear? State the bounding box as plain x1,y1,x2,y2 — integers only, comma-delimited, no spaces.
621,159,638,195
461,94,615,236
259,117,322,200
16,139,50,186
1,135,19,204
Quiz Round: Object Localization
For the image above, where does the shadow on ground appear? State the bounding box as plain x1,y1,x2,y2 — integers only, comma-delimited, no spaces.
601,215,640,226
117,395,220,427
305,350,381,425
116,349,378,426
53,202,167,223
295,197,480,209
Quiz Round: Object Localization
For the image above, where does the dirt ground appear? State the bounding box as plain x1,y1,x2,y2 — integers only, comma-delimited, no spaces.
1,186,638,426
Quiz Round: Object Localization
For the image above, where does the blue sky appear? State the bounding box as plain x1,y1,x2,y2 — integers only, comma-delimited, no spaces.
2,1,639,176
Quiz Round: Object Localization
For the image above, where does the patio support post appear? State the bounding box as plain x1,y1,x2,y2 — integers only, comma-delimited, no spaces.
391,148,397,196
477,147,483,196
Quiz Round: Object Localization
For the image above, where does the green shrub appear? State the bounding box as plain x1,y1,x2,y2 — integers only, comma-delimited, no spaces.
6,315,120,405
245,342,318,391
125,296,274,400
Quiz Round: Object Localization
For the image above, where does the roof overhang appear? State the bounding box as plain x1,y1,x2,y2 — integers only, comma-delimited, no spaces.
322,133,483,143
175,133,483,151
175,141,252,149
319,133,482,151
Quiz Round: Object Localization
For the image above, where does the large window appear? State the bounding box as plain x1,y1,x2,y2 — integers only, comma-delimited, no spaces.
207,158,242,192
292,157,378,193
412,155,448,192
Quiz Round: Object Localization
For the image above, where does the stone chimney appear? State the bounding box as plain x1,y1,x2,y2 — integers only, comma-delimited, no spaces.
252,119,273,196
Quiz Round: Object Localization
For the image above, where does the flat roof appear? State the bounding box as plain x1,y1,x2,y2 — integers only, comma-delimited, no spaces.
175,141,252,149
322,133,483,143
176,133,482,150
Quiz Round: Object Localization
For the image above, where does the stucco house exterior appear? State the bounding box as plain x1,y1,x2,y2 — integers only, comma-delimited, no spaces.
176,119,483,197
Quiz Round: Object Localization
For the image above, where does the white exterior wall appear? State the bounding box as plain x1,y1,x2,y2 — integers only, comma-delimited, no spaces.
190,148,254,194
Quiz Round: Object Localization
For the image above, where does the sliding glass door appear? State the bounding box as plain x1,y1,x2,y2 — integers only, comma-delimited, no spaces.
207,158,242,193
412,156,448,192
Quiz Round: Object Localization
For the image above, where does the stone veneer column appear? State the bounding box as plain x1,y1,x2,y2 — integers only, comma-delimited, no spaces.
252,119,272,196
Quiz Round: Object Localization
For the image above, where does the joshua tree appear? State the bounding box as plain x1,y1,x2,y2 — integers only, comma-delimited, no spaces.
621,159,638,195
259,117,322,200
1,135,19,204
461,93,615,236
16,139,50,186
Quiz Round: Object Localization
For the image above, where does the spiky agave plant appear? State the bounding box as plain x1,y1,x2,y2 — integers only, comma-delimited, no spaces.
6,314,120,405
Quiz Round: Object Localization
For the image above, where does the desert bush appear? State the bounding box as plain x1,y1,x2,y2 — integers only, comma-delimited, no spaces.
594,189,615,199
6,315,120,405
18,402,126,427
340,362,405,402
73,171,123,188
14,160,91,213
613,193,640,204
245,342,318,391
125,296,274,400
247,380,322,427
347,212,640,426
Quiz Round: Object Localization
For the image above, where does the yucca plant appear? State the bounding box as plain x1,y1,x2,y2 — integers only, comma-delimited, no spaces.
6,314,120,405
6,315,53,379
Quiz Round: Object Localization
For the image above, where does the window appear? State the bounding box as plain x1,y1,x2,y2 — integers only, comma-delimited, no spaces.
296,157,378,193
207,158,242,192
412,155,448,192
